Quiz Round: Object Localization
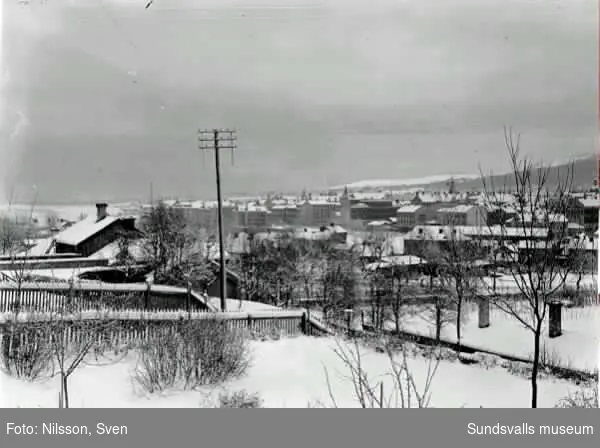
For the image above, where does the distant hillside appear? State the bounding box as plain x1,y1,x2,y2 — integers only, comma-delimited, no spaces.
334,155,596,194
329,174,480,192
459,154,596,192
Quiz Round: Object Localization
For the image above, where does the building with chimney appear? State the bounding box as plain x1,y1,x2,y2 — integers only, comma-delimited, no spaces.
54,203,141,257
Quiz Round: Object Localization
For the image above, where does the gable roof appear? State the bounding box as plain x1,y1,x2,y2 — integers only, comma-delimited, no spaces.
55,215,119,246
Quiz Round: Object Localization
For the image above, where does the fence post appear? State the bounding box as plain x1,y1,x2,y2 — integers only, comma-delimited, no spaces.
186,281,192,317
344,308,354,337
247,314,253,335
144,280,151,310
478,296,490,329
548,300,563,338
301,312,307,335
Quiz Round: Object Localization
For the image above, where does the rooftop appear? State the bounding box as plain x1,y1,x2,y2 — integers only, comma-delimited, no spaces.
438,205,476,213
396,205,423,214
55,215,120,246
579,198,600,208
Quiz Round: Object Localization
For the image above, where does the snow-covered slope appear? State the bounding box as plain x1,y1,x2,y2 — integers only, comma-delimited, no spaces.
331,174,479,190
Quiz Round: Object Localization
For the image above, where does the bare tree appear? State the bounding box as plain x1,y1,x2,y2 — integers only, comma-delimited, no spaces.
555,381,598,408
432,229,481,352
140,201,215,291
0,192,41,314
234,233,281,305
565,235,595,303
46,282,128,408
316,241,360,323
418,239,456,345
1,282,128,407
361,234,389,331
323,336,439,408
45,210,61,229
479,127,576,408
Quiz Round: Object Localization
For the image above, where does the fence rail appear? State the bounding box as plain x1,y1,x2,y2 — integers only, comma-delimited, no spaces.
0,281,216,313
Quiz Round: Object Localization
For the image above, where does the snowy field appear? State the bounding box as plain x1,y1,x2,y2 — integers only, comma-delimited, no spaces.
390,303,599,373
0,336,580,408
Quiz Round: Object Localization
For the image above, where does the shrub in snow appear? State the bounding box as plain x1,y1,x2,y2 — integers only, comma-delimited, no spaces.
555,383,598,408
323,336,440,408
133,331,181,393
505,361,532,379
561,286,595,308
1,322,54,381
538,343,572,371
133,319,250,393
217,390,263,408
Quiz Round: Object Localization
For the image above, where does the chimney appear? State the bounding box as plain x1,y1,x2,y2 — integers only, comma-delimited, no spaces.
96,203,108,221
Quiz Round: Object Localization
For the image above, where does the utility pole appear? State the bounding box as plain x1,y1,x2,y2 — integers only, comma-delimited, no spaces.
198,128,237,312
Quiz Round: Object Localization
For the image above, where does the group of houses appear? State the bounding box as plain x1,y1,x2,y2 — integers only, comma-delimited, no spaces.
0,185,597,298
163,187,600,238
0,203,242,299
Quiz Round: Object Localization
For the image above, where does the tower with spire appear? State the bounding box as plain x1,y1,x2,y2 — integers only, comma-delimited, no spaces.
340,185,351,226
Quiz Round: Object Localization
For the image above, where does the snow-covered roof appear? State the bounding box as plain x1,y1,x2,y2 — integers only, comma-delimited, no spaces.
579,198,600,208
460,225,548,238
406,225,470,241
55,216,119,246
516,212,567,223
0,266,101,282
438,205,476,214
294,225,345,240
364,255,427,271
413,193,438,203
88,239,146,263
396,205,423,214
238,203,270,213
19,238,55,256
366,220,389,227
567,222,584,229
305,200,341,206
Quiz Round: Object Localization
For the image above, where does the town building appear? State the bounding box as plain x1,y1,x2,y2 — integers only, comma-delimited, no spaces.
437,205,487,227
396,205,429,230
54,203,142,257
297,199,341,227
235,203,272,232
269,204,300,226
349,199,402,223
173,201,236,235
578,198,599,234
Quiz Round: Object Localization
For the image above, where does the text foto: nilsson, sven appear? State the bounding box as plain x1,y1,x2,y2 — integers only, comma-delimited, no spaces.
6,422,128,436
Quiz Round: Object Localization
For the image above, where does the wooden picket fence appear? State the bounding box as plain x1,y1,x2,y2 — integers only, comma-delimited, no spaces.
0,309,328,351
0,281,216,313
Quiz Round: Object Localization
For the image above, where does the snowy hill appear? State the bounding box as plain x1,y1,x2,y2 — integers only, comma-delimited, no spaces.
331,155,596,193
330,174,479,191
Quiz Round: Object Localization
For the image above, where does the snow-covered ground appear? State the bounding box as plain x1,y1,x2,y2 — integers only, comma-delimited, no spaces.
0,337,579,408
386,303,599,372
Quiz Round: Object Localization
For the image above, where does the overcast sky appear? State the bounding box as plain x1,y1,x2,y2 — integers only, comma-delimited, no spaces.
1,0,596,203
